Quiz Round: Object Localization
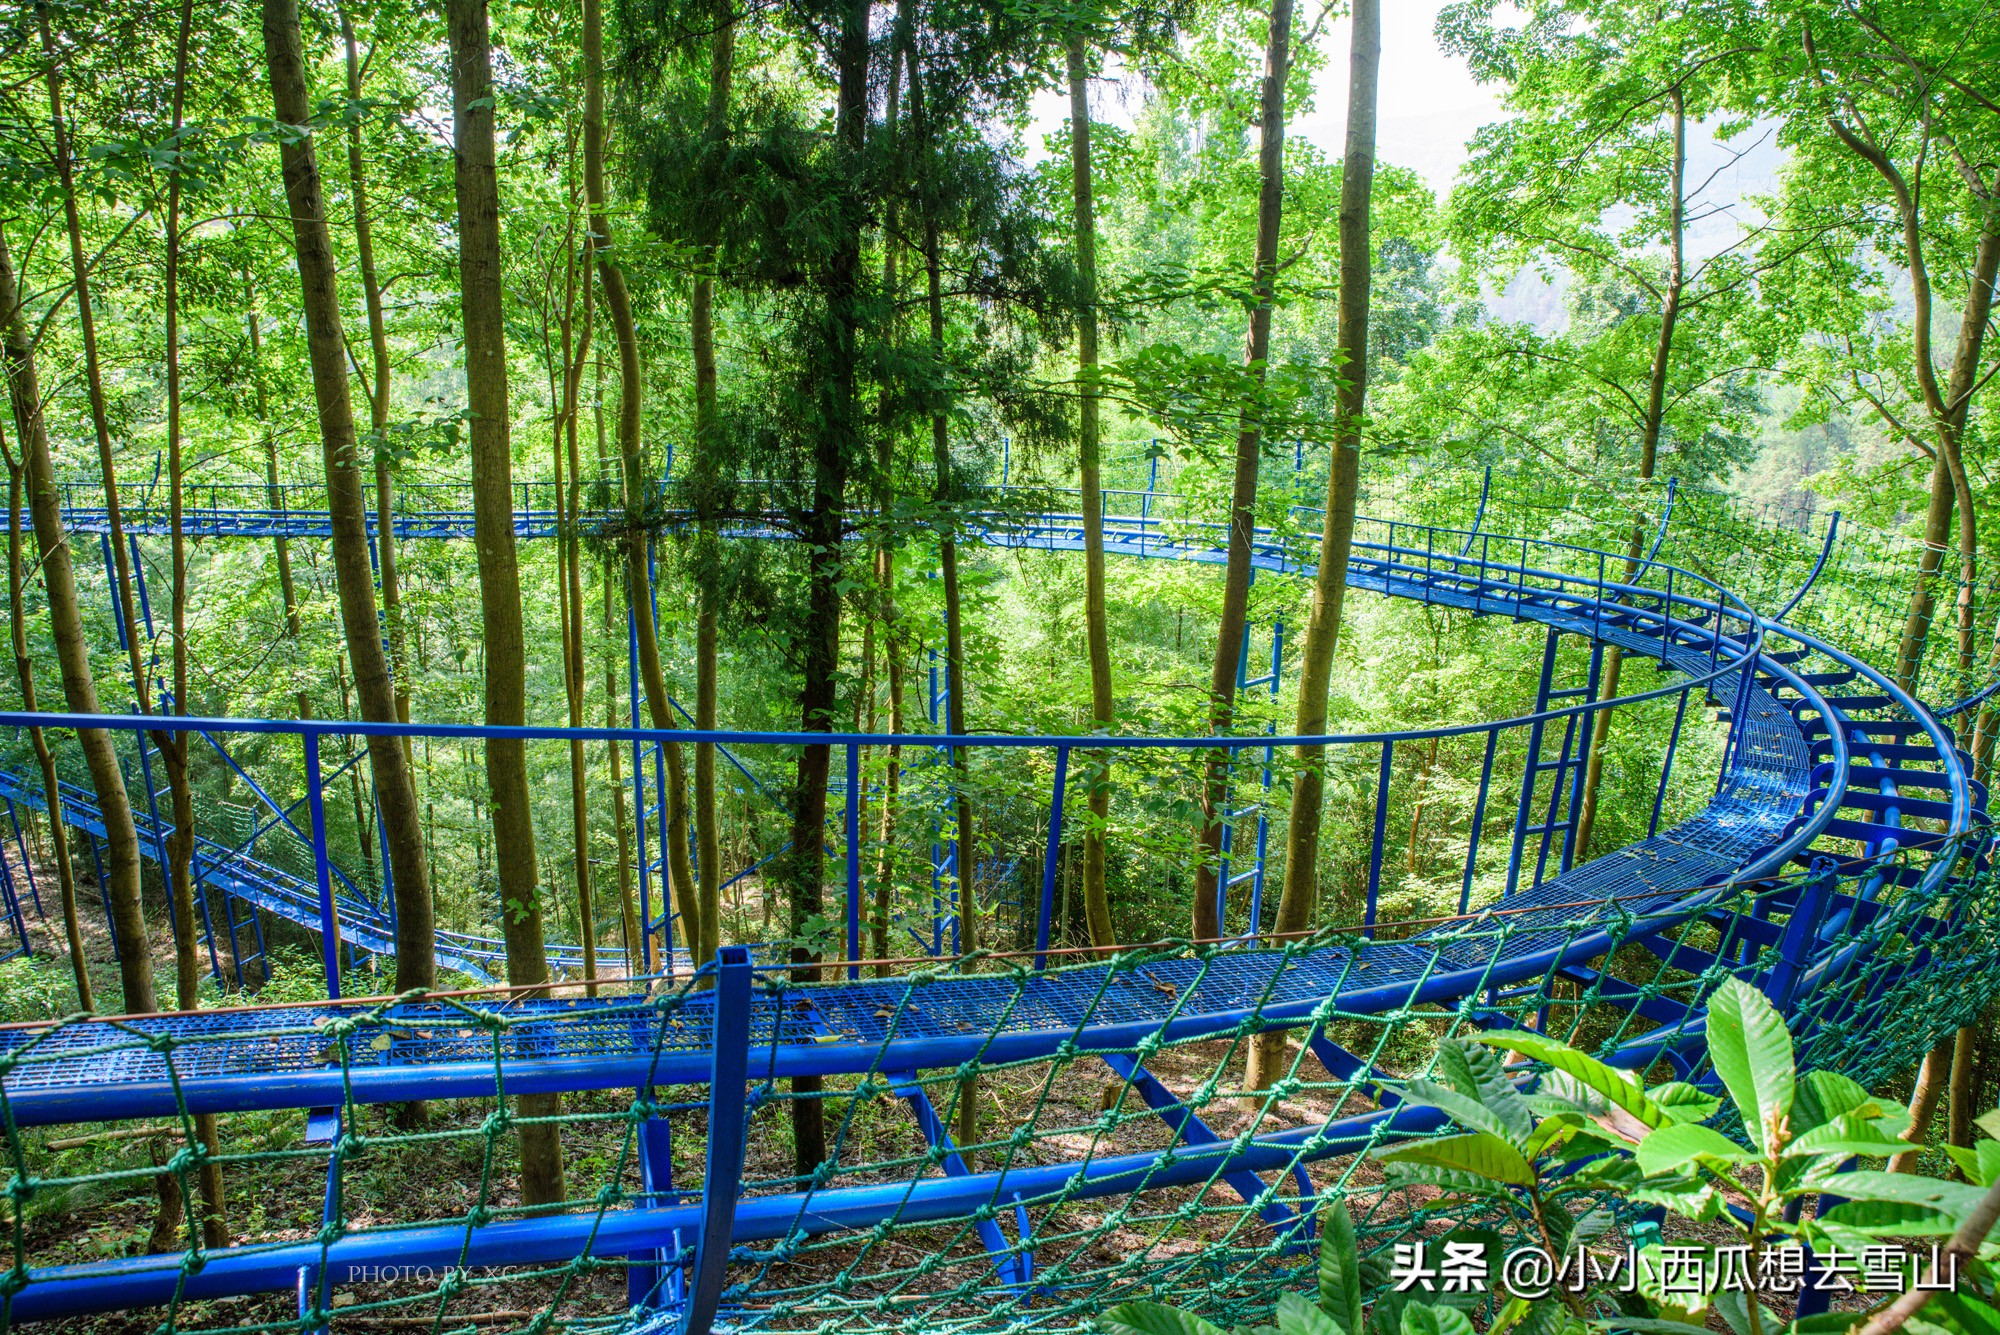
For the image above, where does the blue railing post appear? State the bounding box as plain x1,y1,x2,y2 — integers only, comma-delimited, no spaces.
845,741,861,979
303,730,341,999
681,945,754,1335
1035,745,1071,969
1364,740,1392,935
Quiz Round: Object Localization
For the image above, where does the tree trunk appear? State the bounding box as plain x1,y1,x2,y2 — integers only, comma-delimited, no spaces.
1572,88,1682,860
1950,1024,1979,1153
0,422,90,1010
870,9,909,981
1892,1035,1957,1174
554,256,597,993
339,2,411,740
1195,0,1299,944
262,0,435,996
162,0,227,1243
34,18,159,1016
1069,36,1116,953
582,0,699,962
243,269,310,719
437,0,566,1205
904,41,978,1149
687,10,736,974
776,0,872,1179
606,560,640,967
0,226,155,1017
1249,0,1373,1090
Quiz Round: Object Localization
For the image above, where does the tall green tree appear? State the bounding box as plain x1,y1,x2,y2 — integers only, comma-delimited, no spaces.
1255,0,1378,1091
439,0,566,1204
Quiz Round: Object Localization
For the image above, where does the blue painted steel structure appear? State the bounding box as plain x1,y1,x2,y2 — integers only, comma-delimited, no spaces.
0,475,1990,1333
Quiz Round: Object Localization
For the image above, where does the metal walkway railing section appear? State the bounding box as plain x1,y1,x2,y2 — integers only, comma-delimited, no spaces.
0,490,1989,1335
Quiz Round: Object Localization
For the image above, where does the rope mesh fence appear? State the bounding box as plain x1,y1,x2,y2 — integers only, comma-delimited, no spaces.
0,835,1992,1333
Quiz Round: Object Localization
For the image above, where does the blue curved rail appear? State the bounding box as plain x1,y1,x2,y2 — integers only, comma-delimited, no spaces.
0,484,1987,1331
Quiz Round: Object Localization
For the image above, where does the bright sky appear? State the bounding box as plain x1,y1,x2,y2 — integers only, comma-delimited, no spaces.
1029,0,1504,198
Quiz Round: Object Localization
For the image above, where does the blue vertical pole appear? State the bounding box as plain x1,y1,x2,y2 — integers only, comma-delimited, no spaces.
1035,745,1070,969
304,731,342,999
100,535,127,653
657,743,673,970
1460,728,1499,915
629,600,651,974
681,946,753,1335
1365,741,1392,935
88,834,118,959
846,742,861,979
1650,687,1692,838
8,803,45,919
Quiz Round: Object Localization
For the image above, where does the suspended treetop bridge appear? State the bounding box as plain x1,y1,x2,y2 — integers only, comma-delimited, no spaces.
0,463,1991,1335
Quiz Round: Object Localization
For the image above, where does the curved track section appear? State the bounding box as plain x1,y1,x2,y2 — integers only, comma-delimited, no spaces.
0,497,1993,1333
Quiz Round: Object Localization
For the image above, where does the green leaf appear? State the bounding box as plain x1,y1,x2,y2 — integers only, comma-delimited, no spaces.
1704,978,1795,1153
1398,1078,1524,1148
1794,1070,1874,1135
1277,1292,1347,1335
1819,1197,1957,1237
1400,1304,1475,1335
1827,1170,1991,1217
1318,1200,1364,1335
1635,1122,1756,1175
1629,1179,1723,1221
1381,1162,1514,1199
1603,1321,1714,1335
1976,1109,2000,1141
1434,1040,1535,1142
1933,1294,2000,1335
1467,1031,1666,1130
1378,1132,1536,1186
1787,1113,1906,1161
1104,1304,1232,1335
1522,1112,1588,1160
1649,1082,1724,1125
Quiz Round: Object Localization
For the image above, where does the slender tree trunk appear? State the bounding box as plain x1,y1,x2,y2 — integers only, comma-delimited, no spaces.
243,270,310,721
582,0,698,958
687,11,736,974
161,0,227,1244
262,0,435,996
553,259,598,993
904,43,978,1148
0,226,154,1013
0,430,89,1009
1195,0,1299,944
870,12,908,980
606,561,640,966
775,0,872,1178
1892,1035,1957,1174
1950,1023,1979,1153
439,0,565,1205
1572,89,1682,860
1069,36,1116,952
1249,0,1372,1090
35,17,158,1015
339,2,411,740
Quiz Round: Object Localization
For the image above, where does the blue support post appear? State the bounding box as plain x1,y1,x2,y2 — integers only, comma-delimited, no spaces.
680,945,753,1335
8,802,45,919
1035,745,1071,969
846,742,861,978
87,834,118,959
0,840,29,960
1364,740,1392,934
1650,686,1692,838
629,599,652,974
303,731,342,999
1460,728,1499,915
